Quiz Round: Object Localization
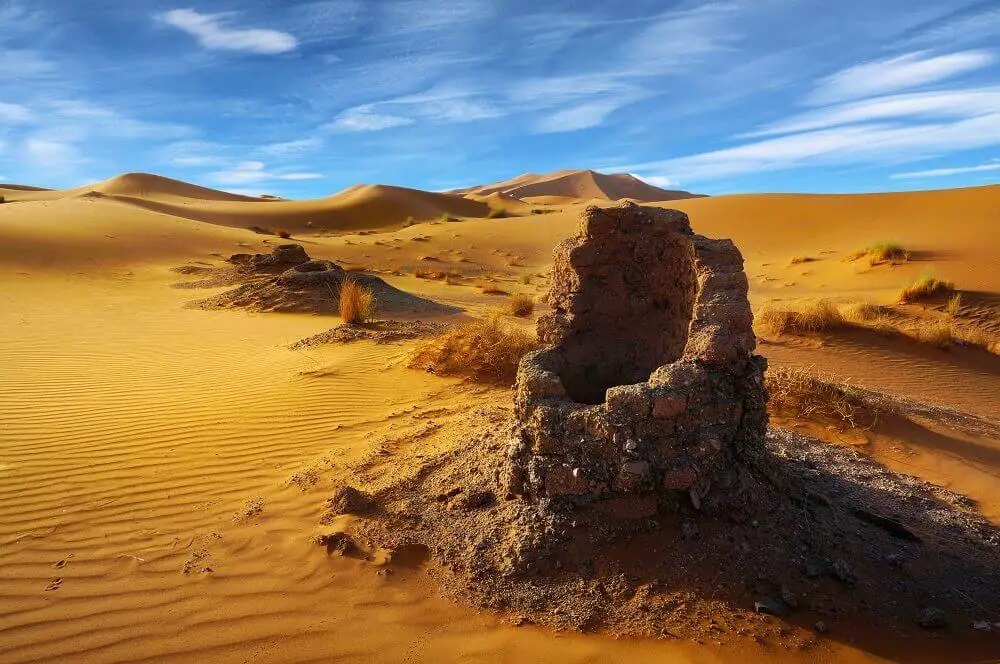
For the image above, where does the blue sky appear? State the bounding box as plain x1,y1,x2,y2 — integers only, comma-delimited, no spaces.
1,0,998,198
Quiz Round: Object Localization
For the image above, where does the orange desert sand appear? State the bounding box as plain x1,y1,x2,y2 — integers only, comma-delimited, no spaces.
1,169,999,663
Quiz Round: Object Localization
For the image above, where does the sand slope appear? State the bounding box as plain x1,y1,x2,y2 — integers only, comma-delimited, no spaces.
454,169,702,202
1,173,999,663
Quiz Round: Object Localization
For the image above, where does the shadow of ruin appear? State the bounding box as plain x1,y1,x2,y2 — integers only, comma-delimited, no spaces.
321,204,1000,661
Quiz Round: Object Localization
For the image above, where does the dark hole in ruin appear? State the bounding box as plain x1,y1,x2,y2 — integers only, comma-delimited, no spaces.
550,214,699,404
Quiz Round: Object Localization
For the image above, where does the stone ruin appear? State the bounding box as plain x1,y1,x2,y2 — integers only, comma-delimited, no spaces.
505,202,768,518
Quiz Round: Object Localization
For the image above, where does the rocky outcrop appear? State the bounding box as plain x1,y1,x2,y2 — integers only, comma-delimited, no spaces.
505,202,767,518
229,243,310,269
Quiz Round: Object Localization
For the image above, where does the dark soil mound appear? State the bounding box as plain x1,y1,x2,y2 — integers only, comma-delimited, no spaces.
314,403,1000,661
173,245,460,316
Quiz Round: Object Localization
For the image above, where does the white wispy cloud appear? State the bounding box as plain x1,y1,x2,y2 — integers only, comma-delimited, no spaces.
329,105,415,132
159,9,298,55
208,160,323,185
626,3,740,71
0,102,32,124
748,87,1000,137
258,137,323,158
535,100,634,133
633,174,678,188
892,160,1000,179
625,107,1000,182
23,138,86,166
808,49,995,105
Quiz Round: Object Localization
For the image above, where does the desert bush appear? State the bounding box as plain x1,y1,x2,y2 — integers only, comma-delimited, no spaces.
486,207,507,219
897,273,954,303
765,365,881,430
339,276,376,324
0,195,5,204
757,300,844,335
851,240,909,264
477,278,509,295
414,268,445,280
840,301,889,323
505,293,535,317
946,293,962,316
403,216,416,227
789,256,817,265
277,229,292,239
911,320,953,348
409,315,538,383
519,273,533,285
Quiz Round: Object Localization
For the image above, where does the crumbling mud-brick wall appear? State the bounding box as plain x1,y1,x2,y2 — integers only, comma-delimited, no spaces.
505,202,768,518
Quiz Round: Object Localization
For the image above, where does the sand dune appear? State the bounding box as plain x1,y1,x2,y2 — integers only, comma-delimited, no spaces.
1,172,998,663
455,169,702,202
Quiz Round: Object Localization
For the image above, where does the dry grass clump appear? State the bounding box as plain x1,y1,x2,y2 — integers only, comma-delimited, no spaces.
956,327,1000,355
897,273,955,303
757,300,844,335
505,293,535,317
789,256,817,265
851,240,909,265
840,301,890,323
409,315,538,383
414,268,446,280
338,276,376,324
765,366,881,430
911,320,954,348
477,278,509,295
945,293,962,317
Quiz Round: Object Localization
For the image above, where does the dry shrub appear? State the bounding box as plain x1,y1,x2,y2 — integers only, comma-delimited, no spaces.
955,327,1000,355
765,366,880,430
486,207,507,219
519,273,533,285
339,276,376,324
911,320,953,348
444,271,462,285
946,293,962,317
276,229,292,239
409,315,538,383
478,278,509,295
506,293,535,317
851,241,909,264
757,300,844,335
897,273,954,303
415,268,446,280
789,256,817,265
840,301,890,323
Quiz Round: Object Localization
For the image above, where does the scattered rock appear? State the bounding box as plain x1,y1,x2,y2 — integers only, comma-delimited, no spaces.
455,490,496,511
327,486,376,515
754,596,792,617
917,607,948,629
316,532,358,557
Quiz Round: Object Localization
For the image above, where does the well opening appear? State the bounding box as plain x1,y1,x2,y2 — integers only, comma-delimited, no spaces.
555,232,699,405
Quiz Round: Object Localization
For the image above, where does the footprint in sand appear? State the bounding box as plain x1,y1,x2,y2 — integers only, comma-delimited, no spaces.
45,578,62,591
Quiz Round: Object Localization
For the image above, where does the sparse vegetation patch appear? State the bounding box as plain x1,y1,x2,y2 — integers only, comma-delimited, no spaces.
897,273,955,303
339,276,376,324
757,299,844,335
408,315,538,383
505,293,534,317
851,240,910,265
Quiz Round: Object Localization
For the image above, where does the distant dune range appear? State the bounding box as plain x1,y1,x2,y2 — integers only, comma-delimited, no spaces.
451,168,702,202
1,168,999,663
